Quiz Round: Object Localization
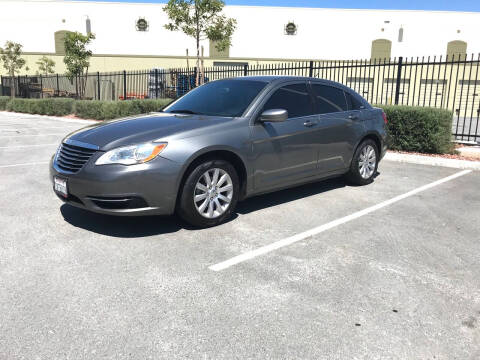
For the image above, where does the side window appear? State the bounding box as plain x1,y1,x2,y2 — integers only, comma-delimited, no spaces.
311,84,348,114
345,91,364,110
262,83,314,119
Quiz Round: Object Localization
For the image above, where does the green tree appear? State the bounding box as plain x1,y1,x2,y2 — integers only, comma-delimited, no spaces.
36,56,56,75
163,0,236,85
63,31,95,99
0,41,26,98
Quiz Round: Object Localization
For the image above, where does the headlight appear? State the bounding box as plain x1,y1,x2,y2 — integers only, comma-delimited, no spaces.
95,142,167,166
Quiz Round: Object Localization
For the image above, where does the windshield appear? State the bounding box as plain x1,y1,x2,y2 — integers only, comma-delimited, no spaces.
163,79,267,117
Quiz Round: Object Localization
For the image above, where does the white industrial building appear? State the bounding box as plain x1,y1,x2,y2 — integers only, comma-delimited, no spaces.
0,0,479,74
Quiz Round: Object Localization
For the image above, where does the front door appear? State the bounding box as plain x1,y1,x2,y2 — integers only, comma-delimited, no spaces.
250,82,319,190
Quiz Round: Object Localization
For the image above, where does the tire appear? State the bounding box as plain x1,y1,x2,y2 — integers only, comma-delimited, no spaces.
346,139,379,185
177,159,239,228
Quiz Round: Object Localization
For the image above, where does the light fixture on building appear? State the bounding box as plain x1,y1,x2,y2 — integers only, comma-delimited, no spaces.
86,16,91,34
284,22,297,35
457,29,461,33
398,26,404,42
136,17,149,32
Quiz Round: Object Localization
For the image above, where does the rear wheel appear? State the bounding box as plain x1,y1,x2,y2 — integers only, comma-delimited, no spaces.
177,159,239,228
346,139,378,185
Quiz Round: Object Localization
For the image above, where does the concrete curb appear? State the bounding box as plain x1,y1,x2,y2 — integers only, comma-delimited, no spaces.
384,152,480,170
0,111,98,125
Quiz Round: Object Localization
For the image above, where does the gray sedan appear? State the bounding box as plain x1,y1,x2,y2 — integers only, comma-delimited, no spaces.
50,76,388,227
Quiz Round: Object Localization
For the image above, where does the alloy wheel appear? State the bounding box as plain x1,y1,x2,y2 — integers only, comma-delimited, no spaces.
194,168,233,219
358,145,376,179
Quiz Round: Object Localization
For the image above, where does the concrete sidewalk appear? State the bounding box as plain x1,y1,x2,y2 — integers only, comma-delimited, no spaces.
385,151,480,170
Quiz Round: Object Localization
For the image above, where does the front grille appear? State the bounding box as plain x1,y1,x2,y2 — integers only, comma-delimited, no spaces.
56,143,97,173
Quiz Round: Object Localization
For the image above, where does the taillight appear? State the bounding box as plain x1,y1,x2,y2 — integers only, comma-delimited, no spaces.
382,111,388,124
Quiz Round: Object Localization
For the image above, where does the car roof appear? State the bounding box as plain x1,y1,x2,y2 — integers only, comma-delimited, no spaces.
226,75,351,89
231,75,311,83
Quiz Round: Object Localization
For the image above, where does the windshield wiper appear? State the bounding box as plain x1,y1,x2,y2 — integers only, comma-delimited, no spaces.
170,109,203,115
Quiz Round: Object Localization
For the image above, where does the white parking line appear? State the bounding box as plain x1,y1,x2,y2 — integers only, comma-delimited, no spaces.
0,133,67,138
0,144,57,149
209,169,473,272
0,127,79,131
0,161,50,168
0,111,97,124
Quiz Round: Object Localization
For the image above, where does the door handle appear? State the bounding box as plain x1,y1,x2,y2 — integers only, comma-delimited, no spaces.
303,120,315,127
348,115,359,120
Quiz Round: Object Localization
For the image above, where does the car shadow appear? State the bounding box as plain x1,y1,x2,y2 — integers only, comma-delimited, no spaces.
60,204,186,238
236,176,347,215
60,175,355,237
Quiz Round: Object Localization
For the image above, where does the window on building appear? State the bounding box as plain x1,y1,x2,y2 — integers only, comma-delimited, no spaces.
262,83,314,119
447,40,467,60
209,41,230,59
371,39,392,60
54,30,70,55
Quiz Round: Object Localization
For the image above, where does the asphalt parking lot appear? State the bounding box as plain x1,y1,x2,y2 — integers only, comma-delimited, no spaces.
1,111,479,359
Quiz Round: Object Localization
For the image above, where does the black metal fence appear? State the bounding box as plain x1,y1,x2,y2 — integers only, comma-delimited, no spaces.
1,53,479,142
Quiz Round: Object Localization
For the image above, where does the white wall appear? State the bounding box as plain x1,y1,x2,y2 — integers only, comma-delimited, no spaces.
0,0,479,59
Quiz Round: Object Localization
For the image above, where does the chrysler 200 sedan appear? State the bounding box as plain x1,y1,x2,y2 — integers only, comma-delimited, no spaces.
50,76,387,227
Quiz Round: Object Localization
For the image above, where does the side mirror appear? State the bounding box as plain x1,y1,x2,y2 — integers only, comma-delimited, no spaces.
259,109,288,123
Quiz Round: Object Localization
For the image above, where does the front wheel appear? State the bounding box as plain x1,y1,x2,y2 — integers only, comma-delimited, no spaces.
346,139,379,185
177,159,239,228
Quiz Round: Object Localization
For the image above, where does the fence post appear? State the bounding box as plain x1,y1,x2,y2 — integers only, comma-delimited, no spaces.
155,69,159,99
309,60,314,77
25,75,30,98
40,74,43,99
97,72,101,100
394,56,403,105
56,74,60,97
243,64,248,76
0,75,3,96
123,70,127,100
75,76,78,99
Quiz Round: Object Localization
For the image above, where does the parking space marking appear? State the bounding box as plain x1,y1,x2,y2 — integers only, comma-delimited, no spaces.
0,133,68,138
0,161,50,168
0,112,97,124
0,144,58,149
209,169,472,272
0,127,79,131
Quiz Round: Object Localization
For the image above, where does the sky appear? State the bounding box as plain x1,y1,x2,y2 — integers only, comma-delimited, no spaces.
64,0,480,12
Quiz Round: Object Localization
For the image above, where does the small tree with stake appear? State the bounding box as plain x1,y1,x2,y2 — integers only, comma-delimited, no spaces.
163,0,236,86
36,56,56,75
63,31,95,99
0,41,26,98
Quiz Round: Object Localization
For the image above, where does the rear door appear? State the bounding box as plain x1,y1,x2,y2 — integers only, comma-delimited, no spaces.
250,82,319,190
310,83,365,173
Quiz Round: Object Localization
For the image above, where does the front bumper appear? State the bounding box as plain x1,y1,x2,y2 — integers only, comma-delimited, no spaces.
50,153,182,216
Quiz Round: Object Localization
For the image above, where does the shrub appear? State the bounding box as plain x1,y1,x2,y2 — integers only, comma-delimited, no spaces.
73,98,172,120
72,100,105,119
378,105,454,154
2,97,172,120
0,96,10,110
5,98,74,116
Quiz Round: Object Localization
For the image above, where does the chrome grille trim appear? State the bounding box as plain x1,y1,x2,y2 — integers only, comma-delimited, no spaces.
55,142,97,174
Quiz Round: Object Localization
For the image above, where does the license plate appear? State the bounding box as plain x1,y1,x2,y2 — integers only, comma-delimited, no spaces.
54,176,68,198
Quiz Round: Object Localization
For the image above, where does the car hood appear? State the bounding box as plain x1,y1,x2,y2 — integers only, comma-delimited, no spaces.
65,112,233,150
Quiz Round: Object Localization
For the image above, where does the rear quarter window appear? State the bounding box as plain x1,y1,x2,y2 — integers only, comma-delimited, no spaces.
345,91,365,110
311,84,348,114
